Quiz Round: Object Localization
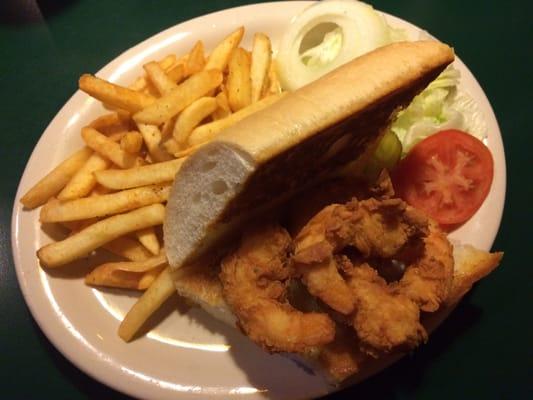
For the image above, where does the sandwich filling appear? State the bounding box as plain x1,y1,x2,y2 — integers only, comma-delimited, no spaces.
172,173,500,383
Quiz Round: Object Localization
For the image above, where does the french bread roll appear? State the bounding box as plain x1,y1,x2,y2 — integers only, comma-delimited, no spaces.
164,40,455,271
171,238,502,383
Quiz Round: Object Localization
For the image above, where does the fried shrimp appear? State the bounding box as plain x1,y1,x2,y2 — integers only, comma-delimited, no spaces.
319,325,367,382
288,170,395,236
300,257,356,315
220,224,335,353
293,197,453,355
344,262,427,355
395,222,454,312
295,198,428,262
293,198,428,314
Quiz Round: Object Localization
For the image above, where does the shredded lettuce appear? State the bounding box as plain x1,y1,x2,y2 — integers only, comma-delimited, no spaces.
450,90,488,141
390,66,487,154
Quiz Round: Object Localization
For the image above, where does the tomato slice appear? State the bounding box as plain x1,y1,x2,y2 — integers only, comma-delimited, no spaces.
391,129,494,227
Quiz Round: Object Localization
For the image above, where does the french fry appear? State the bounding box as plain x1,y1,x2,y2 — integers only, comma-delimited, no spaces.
120,131,144,154
106,131,126,142
37,204,165,268
204,26,244,71
219,82,229,99
86,265,165,290
130,76,158,97
227,47,252,112
250,33,272,103
160,138,180,155
61,219,97,233
143,81,161,98
138,267,165,289
185,41,206,76
166,64,185,84
95,158,184,190
26,29,287,342
85,251,167,290
79,74,155,112
103,251,167,273
82,127,139,168
135,227,160,255
175,53,190,67
136,123,173,162
89,266,165,290
118,267,175,341
129,54,178,92
159,54,178,71
212,91,232,120
86,265,147,290
89,112,131,134
133,70,223,125
161,117,176,139
173,96,218,147
267,59,282,96
103,237,152,261
90,184,112,196
40,184,170,222
143,61,178,96
57,152,110,201
172,143,202,158
129,76,148,92
188,92,286,146
20,147,93,209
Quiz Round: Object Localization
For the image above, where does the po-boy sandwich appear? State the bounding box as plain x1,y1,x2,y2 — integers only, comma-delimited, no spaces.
163,40,502,383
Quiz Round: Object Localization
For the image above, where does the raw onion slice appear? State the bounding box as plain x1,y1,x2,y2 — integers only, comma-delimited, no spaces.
277,0,392,91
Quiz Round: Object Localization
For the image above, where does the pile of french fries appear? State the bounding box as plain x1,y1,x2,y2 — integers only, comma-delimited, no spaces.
20,27,283,342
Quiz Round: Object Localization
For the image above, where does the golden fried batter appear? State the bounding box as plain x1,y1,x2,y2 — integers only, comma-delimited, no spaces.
345,263,427,356
300,257,355,315
293,196,453,356
288,171,395,236
220,225,335,353
319,326,366,382
294,198,428,262
394,222,454,312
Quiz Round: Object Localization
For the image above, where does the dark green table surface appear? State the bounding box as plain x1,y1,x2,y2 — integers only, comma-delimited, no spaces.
1,0,531,399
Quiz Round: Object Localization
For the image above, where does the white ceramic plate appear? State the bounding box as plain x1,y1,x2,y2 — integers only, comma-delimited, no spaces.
11,2,505,399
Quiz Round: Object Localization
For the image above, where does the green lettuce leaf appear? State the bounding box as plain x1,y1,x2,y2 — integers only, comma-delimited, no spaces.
390,66,487,154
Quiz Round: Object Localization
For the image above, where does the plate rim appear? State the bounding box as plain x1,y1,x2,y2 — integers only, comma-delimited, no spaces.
10,1,506,399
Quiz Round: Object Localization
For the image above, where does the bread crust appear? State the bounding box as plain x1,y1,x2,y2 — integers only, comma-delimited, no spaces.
172,240,502,384
220,41,454,221
164,41,454,270
219,41,454,163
